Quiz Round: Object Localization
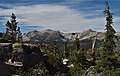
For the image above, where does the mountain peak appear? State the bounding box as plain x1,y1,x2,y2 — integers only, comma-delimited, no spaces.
45,29,53,32
83,29,96,32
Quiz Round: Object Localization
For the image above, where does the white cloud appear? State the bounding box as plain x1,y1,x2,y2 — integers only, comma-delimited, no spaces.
0,4,117,32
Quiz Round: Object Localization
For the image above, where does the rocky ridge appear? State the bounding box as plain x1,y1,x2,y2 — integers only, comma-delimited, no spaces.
23,29,120,50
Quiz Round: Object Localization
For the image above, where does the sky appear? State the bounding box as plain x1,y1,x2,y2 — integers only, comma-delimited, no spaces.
0,0,120,33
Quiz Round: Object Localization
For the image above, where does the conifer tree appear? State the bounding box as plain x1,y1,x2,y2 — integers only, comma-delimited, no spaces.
68,34,87,75
95,2,119,73
102,2,116,53
5,13,22,42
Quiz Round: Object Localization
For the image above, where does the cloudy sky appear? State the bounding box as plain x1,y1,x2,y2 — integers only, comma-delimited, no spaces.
0,0,120,33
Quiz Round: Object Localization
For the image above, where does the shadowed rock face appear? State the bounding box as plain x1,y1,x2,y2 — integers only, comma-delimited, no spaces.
11,44,48,71
12,44,44,62
22,45,47,68
0,61,16,76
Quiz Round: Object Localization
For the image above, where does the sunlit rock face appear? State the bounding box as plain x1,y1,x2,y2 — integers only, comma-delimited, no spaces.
23,29,66,43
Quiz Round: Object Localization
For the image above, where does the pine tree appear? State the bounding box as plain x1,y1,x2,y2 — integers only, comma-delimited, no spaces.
102,2,116,53
68,34,88,75
5,13,22,42
95,2,119,73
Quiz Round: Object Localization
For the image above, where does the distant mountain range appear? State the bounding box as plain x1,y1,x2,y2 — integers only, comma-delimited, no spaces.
23,29,102,41
22,29,120,50
1,29,120,50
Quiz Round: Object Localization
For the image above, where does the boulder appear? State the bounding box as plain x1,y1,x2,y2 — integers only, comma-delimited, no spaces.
82,66,101,76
